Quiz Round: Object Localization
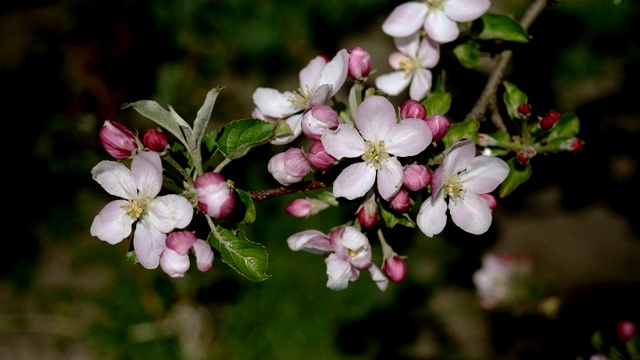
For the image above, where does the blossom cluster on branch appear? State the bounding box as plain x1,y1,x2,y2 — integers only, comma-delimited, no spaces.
89,0,583,293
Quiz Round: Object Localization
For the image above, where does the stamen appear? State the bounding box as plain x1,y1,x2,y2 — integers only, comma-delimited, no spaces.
443,174,466,203
124,200,145,220
361,140,390,169
287,85,313,107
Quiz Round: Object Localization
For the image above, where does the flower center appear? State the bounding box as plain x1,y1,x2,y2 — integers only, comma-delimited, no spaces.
443,174,466,203
399,57,421,75
124,200,145,220
426,0,445,10
362,140,389,169
288,85,313,107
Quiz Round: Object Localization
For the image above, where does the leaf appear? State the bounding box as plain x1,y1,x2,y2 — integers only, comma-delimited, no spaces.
203,130,219,152
549,113,580,140
193,86,225,153
122,100,187,146
209,226,270,282
453,40,482,68
502,81,529,120
473,13,531,43
441,119,480,148
218,118,276,160
499,157,532,197
380,205,415,229
234,188,257,224
422,92,451,116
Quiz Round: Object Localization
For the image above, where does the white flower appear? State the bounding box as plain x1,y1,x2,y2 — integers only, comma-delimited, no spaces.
90,151,194,269
382,0,491,44
416,139,509,237
375,33,440,101
321,95,432,200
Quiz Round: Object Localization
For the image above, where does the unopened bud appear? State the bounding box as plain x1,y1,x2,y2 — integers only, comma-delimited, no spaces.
516,146,536,165
617,320,637,343
357,194,378,228
195,172,236,220
517,103,532,117
99,120,139,159
389,188,411,213
559,137,582,152
478,193,498,211
307,140,335,170
302,104,339,140
348,46,372,81
384,255,407,283
285,198,329,218
268,147,311,186
540,109,560,130
403,164,431,191
424,114,450,142
142,128,169,152
400,99,427,120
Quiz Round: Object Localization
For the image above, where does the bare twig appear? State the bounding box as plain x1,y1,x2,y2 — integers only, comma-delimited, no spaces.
248,180,330,203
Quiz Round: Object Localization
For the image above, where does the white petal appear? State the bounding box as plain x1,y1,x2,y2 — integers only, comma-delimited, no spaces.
375,71,412,96
377,158,404,200
424,10,460,43
385,119,431,156
333,162,376,200
326,254,354,290
192,239,214,272
299,56,327,90
463,156,510,194
449,193,492,235
91,160,137,200
443,139,475,178
417,195,448,237
321,124,365,159
145,194,194,233
319,49,349,97
409,68,433,101
418,37,440,69
368,264,389,291
355,95,397,141
90,200,134,244
382,2,428,38
445,0,491,22
393,32,420,57
160,248,190,278
131,151,163,198
133,222,167,269
252,87,303,118
287,230,333,254
341,226,368,251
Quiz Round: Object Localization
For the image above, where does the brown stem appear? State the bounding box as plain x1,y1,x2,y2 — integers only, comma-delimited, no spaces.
248,180,330,203
466,0,550,125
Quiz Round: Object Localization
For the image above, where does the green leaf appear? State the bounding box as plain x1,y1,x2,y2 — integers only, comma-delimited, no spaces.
380,205,415,229
218,118,276,160
502,81,529,120
210,226,270,282
122,100,188,147
499,157,532,197
453,40,482,68
549,113,580,140
203,130,219,152
473,13,531,43
422,92,452,116
441,119,480,148
192,86,224,154
234,188,257,224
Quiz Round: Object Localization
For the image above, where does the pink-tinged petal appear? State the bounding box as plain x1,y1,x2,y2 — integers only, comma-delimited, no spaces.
326,254,354,290
418,37,440,68
131,151,163,198
443,139,476,177
393,33,420,57
377,158,404,200
166,231,197,255
319,49,349,97
430,163,446,195
134,222,167,269
321,124,365,159
309,84,332,106
369,264,389,291
91,160,137,200
388,52,409,70
145,194,194,233
341,226,368,251
463,156,510,194
375,71,412,96
355,95,397,141
417,195,448,237
159,248,190,278
409,68,433,101
192,239,214,272
424,11,460,43
385,119,431,156
252,87,303,118
270,113,303,145
299,55,327,90
90,200,134,244
445,0,491,22
333,162,376,200
287,229,334,254
382,2,428,38
449,193,492,235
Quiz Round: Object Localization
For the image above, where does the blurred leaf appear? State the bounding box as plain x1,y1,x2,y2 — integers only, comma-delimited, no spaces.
235,188,257,224
192,86,225,153
453,40,483,68
442,119,480,148
203,129,219,152
423,92,452,116
503,81,529,120
474,13,531,43
380,205,415,229
210,226,270,282
500,157,532,197
218,118,276,159
549,113,581,140
123,99,188,147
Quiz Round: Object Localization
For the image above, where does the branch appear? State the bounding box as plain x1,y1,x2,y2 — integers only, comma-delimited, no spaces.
466,0,550,125
248,180,330,203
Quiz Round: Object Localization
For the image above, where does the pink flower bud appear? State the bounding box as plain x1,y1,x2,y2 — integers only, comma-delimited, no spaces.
348,45,371,81
617,320,637,343
384,255,407,283
478,133,498,147
540,110,560,130
160,231,214,278
424,114,450,142
559,137,582,151
99,119,139,159
301,104,339,141
268,147,311,186
142,128,169,152
285,198,330,218
400,99,427,120
194,172,236,220
166,230,198,255
478,193,498,211
517,103,531,117
357,194,378,228
389,188,411,213
517,146,536,165
402,164,431,191
307,141,335,170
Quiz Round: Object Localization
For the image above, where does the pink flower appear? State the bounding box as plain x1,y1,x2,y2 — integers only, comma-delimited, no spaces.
416,139,509,236
285,198,330,219
142,128,169,153
400,99,427,120
321,95,432,200
194,172,236,220
357,192,379,228
301,104,340,140
389,188,411,213
382,0,491,44
160,231,214,278
307,140,335,170
402,164,431,191
384,255,407,283
424,114,451,142
348,45,372,81
99,120,139,159
267,147,311,186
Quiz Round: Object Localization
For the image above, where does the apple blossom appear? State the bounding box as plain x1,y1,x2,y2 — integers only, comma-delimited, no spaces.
267,147,311,186
400,99,427,120
301,104,340,141
285,198,330,219
142,128,169,153
424,114,451,142
194,172,236,220
90,151,194,269
347,45,372,81
99,119,140,159
160,231,214,278
402,163,432,191
321,95,432,200
307,140,335,170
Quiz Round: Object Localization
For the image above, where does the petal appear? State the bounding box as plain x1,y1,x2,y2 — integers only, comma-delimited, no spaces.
368,264,389,291
145,194,194,233
385,119,432,156
299,55,327,90
287,229,334,254
443,139,476,177
131,151,163,198
90,200,134,244
341,226,368,251
192,239,214,272
445,0,491,22
424,10,460,43
159,248,190,278
133,222,167,269
449,193,493,235
388,52,409,70
417,195,448,237
326,254,354,291
418,37,440,69
463,156,510,194
333,162,376,200
252,87,303,118
375,71,412,96
355,95,397,141
393,32,420,57
382,2,428,38
409,68,433,101
321,124,365,159
377,158,404,200
91,160,137,200
166,231,197,255
319,49,349,97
